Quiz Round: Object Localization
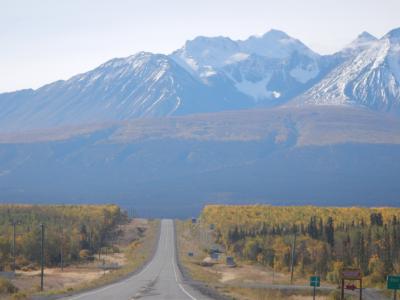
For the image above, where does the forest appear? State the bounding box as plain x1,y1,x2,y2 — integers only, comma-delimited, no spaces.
201,205,400,286
0,204,126,271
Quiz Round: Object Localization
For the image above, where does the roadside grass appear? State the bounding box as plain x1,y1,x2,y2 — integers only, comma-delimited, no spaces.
20,219,160,299
223,286,352,300
0,277,19,299
176,220,221,286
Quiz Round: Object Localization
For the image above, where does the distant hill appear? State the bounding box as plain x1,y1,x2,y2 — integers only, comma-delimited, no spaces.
0,106,399,217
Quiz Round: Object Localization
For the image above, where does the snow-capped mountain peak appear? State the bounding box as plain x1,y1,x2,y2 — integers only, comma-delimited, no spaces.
342,31,378,55
238,29,318,59
171,29,319,76
171,29,322,103
297,28,400,112
357,31,377,41
1,27,400,132
171,36,241,76
386,27,400,40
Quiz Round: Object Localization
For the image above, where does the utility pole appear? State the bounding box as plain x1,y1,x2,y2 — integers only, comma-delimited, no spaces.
60,226,64,272
290,231,297,284
89,230,92,253
40,223,45,291
272,254,275,284
12,220,16,272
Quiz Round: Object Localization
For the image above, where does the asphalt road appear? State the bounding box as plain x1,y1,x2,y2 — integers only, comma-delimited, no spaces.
63,219,211,300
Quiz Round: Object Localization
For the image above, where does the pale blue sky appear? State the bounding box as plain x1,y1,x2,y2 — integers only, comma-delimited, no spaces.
1,0,399,92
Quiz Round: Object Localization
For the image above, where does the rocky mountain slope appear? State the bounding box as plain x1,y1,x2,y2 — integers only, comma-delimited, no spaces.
297,29,400,112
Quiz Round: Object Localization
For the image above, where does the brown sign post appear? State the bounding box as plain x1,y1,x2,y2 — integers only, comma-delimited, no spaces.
341,268,362,300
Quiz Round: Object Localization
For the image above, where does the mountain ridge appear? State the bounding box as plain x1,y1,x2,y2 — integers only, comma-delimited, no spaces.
1,27,400,132
295,28,400,112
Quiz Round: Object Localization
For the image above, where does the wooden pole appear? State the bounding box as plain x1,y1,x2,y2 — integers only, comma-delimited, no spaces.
272,255,275,284
341,279,345,300
60,227,64,272
394,289,397,300
40,223,45,291
313,285,316,300
360,278,362,300
12,221,16,272
290,232,297,284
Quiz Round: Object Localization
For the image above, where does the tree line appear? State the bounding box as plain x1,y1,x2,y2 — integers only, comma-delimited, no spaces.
202,205,400,285
0,204,127,271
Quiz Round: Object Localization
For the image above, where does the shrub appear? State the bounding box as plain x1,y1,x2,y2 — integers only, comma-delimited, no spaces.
12,292,27,299
0,277,19,294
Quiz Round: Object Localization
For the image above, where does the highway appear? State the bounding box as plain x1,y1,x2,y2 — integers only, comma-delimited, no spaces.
62,219,211,300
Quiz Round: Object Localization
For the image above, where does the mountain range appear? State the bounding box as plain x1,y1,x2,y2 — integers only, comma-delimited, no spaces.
0,28,400,217
1,28,400,132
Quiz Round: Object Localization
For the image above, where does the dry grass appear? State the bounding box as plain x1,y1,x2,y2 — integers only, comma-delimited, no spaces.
224,286,347,300
9,218,160,298
176,220,221,285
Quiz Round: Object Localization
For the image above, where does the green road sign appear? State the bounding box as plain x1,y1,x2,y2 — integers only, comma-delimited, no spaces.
388,275,400,290
310,276,320,287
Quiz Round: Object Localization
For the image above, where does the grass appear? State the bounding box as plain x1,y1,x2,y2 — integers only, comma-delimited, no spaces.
176,220,221,285
224,286,353,300
0,277,19,294
31,219,160,298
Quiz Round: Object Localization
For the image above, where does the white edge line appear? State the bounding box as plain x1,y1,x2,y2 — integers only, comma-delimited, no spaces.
172,259,197,300
171,221,197,300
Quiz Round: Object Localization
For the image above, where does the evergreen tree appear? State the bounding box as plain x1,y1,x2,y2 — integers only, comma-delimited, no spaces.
325,217,335,248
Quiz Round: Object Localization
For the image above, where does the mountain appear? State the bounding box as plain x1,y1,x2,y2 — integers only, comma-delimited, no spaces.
0,28,400,133
0,52,251,131
171,29,326,103
0,28,400,216
296,29,400,112
238,29,317,59
340,31,378,57
171,29,319,72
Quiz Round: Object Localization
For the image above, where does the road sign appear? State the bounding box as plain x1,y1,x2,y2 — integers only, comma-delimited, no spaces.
341,268,362,280
310,276,320,287
341,268,362,300
388,276,400,290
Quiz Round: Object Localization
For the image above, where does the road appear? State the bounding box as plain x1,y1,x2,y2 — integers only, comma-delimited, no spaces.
63,219,211,300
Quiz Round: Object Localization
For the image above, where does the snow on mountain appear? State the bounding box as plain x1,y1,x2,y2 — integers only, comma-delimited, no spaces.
1,28,400,132
341,31,378,56
296,28,400,113
171,36,242,75
171,29,322,102
238,29,318,59
0,52,251,131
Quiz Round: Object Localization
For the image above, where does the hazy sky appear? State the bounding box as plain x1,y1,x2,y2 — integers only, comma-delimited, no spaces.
1,0,399,92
